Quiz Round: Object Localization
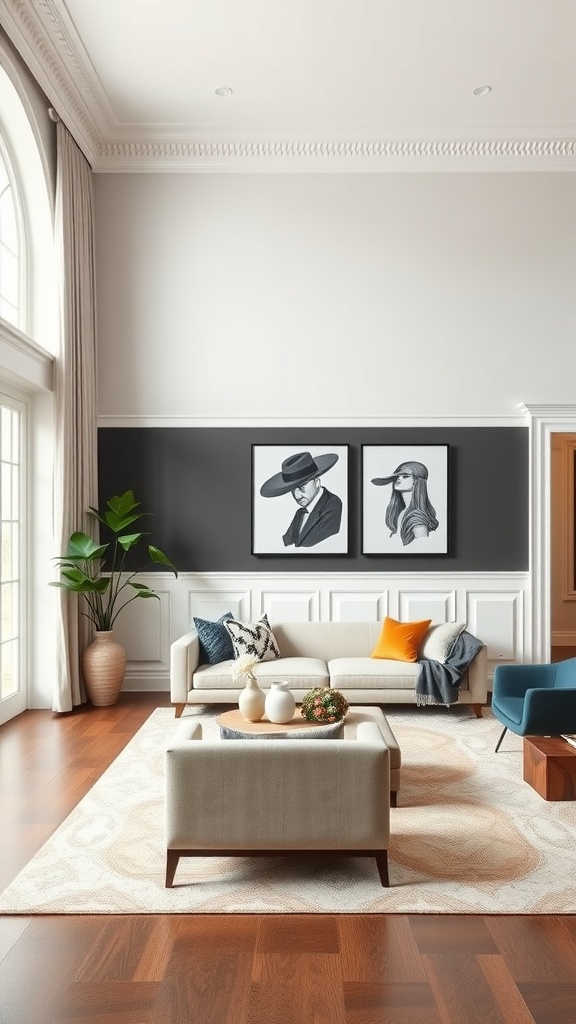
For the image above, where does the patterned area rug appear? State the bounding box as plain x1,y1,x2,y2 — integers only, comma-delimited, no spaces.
1,705,575,915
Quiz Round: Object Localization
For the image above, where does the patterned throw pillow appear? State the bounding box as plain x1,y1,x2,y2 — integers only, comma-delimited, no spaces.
224,613,280,663
193,612,234,665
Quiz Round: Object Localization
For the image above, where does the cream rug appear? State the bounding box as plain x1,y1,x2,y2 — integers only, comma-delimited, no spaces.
1,705,575,915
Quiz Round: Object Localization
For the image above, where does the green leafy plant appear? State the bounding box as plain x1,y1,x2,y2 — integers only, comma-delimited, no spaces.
300,686,349,723
50,489,178,631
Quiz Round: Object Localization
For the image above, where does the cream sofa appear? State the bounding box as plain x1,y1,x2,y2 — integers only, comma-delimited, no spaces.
170,620,488,718
165,716,391,887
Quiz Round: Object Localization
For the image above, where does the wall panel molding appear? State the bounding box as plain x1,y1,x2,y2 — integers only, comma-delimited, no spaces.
117,570,530,691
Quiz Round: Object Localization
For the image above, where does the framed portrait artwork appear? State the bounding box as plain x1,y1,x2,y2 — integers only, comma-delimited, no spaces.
252,444,349,555
362,445,449,555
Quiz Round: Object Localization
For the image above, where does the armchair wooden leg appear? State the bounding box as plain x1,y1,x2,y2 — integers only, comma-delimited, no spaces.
375,851,389,887
174,704,185,719
165,850,180,887
495,726,508,753
471,703,483,719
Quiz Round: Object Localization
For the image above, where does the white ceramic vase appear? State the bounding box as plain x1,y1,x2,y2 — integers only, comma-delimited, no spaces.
238,674,266,722
265,681,296,724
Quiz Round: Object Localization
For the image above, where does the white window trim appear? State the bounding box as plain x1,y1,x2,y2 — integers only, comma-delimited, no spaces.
0,384,27,723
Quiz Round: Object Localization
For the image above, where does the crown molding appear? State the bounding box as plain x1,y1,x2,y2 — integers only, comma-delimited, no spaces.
95,137,576,173
1,0,106,167
3,0,576,173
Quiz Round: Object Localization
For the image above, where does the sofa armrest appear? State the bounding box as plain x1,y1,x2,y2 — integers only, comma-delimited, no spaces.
170,628,200,704
169,720,203,744
467,644,488,702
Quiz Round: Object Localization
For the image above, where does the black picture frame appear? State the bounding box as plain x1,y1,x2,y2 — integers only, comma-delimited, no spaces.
252,444,349,555
362,444,449,554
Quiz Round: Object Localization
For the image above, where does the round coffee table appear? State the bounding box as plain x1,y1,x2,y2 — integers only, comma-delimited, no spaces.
216,708,343,738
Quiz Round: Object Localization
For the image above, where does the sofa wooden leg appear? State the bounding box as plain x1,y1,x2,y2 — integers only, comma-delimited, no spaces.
375,851,389,887
390,790,398,808
165,850,180,887
471,703,483,719
174,704,185,719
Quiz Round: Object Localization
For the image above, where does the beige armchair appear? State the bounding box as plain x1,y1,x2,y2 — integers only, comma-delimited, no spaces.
165,719,391,887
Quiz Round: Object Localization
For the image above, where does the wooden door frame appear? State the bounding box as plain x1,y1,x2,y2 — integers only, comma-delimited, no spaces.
524,404,576,662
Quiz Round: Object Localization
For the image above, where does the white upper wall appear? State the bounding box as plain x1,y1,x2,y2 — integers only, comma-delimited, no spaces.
94,172,576,420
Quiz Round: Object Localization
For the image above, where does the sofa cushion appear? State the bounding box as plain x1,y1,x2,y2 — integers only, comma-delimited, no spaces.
252,657,329,689
371,616,432,662
271,621,381,661
420,621,466,663
193,656,329,691
193,612,234,665
224,614,280,662
192,660,237,689
329,657,419,690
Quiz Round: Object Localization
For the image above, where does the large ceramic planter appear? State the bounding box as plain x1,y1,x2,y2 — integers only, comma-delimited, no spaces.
82,630,126,706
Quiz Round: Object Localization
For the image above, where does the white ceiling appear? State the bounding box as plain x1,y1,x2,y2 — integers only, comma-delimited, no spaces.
3,0,576,171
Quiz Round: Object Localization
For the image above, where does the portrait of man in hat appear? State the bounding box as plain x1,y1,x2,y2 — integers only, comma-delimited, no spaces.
362,445,448,555
253,446,348,553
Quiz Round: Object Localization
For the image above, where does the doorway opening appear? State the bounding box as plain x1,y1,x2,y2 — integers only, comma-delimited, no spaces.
550,432,576,663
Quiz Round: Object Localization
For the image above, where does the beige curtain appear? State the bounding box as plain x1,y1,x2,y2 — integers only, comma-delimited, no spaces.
52,121,98,712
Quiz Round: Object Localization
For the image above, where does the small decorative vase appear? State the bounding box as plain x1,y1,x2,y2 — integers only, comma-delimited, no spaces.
81,630,126,707
265,681,296,724
238,673,266,723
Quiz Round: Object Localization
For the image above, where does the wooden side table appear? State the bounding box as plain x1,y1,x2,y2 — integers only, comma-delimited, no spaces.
523,736,576,801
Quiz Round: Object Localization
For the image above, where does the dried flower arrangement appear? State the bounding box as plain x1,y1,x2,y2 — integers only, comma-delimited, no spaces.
300,686,349,723
231,653,260,683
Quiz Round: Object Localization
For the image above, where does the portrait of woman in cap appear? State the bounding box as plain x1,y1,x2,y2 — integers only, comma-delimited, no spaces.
252,445,349,554
362,446,448,555
373,460,438,546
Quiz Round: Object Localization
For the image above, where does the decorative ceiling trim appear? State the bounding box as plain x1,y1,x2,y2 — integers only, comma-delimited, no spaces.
2,0,106,166
95,137,576,173
3,1,576,173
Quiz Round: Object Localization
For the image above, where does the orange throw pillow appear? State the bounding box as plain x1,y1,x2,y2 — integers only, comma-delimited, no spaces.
371,616,432,662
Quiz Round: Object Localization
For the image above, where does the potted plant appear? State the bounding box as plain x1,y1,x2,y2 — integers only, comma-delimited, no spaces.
51,489,178,706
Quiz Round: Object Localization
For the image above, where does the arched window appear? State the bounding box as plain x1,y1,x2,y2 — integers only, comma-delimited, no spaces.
0,141,21,328
0,53,56,723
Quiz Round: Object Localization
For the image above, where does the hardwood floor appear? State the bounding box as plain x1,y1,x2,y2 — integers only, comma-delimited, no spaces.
1,694,576,1024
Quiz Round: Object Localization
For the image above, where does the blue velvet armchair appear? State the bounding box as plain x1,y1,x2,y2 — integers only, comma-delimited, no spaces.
491,657,576,751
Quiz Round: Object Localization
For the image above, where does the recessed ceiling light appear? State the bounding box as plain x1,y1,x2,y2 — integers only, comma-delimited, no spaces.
472,85,492,96
215,86,233,97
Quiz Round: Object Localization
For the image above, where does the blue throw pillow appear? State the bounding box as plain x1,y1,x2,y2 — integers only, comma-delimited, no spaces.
193,612,234,665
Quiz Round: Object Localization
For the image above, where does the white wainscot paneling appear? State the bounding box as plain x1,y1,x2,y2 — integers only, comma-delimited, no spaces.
397,590,457,625
329,591,388,622
116,587,171,690
187,589,251,623
466,590,524,666
261,590,320,622
115,571,530,690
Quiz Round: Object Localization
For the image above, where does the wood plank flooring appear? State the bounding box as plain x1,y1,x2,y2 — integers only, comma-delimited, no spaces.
1,693,576,1024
